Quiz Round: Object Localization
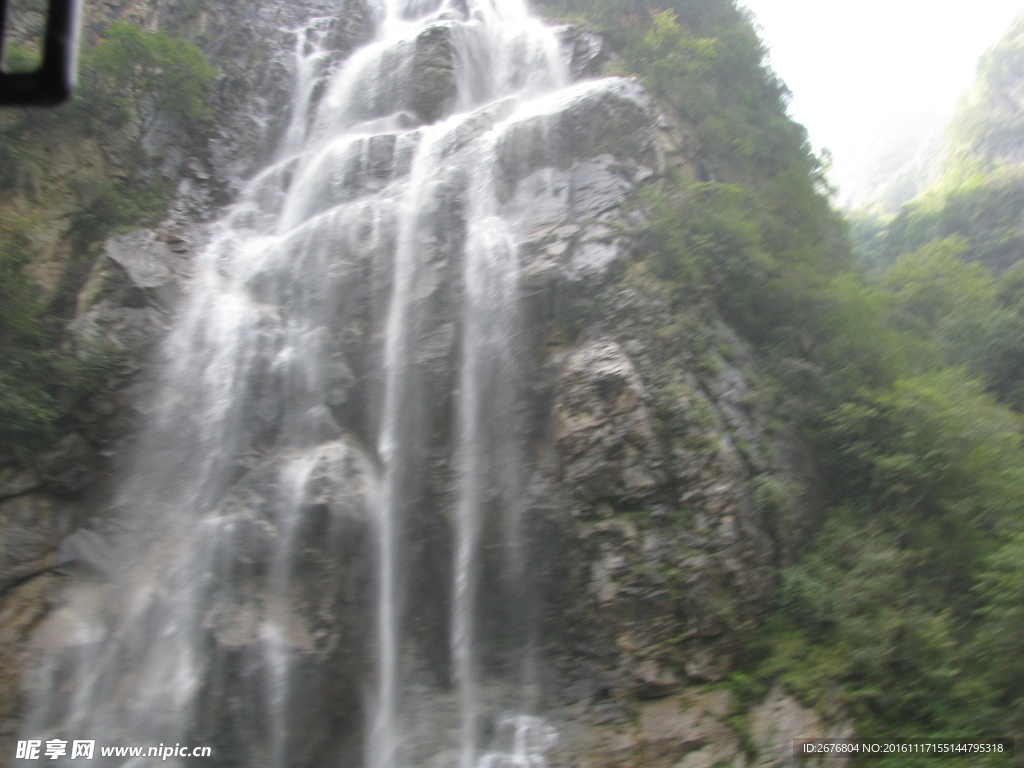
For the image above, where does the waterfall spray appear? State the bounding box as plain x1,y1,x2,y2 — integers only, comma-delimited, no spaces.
15,1,642,766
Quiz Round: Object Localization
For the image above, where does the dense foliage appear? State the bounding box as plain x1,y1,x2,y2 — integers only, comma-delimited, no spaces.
862,168,1024,273
537,0,1024,758
0,23,214,456
84,21,215,160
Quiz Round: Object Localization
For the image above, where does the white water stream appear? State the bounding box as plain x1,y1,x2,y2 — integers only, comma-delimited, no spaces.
17,1,626,765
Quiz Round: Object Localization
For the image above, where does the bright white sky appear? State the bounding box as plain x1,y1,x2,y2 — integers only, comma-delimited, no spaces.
738,0,1024,207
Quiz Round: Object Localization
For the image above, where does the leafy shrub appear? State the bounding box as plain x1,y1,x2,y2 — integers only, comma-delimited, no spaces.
85,22,216,130
0,22,212,457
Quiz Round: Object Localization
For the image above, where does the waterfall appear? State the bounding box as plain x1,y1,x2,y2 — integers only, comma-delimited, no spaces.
18,1,639,765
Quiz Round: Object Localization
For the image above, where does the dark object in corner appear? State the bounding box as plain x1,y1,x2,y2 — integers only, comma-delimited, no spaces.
0,0,79,106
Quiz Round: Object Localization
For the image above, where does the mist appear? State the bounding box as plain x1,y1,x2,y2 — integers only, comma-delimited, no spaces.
741,0,1024,208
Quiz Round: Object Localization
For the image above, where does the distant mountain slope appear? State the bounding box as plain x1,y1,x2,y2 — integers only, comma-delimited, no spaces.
948,13,1024,168
857,12,1024,274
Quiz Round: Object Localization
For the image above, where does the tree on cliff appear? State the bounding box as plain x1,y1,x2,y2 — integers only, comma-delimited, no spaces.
84,22,215,168
0,23,215,456
536,0,1024,751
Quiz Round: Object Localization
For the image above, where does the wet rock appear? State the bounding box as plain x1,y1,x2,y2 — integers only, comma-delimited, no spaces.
0,573,64,745
556,78,656,166
748,684,855,768
549,686,850,768
683,649,726,683
508,168,572,237
0,495,62,593
0,465,41,501
542,268,810,713
0,0,381,755
411,23,458,123
102,229,178,290
570,226,627,280
323,0,374,55
570,157,635,222
70,228,188,368
555,338,665,504
188,438,376,768
503,133,652,284
71,281,171,360
325,355,357,414
495,78,654,193
633,658,683,698
34,433,101,495
203,600,265,649
555,25,608,80
55,528,115,578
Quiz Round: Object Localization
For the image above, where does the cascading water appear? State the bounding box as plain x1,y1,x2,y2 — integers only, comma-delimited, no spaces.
18,1,643,766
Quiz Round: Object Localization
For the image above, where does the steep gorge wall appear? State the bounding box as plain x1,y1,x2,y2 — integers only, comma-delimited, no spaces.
0,0,372,750
1,2,845,765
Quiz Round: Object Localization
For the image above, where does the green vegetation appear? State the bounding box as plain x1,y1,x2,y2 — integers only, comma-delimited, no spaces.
1,41,44,74
84,21,215,158
0,209,61,451
0,197,125,455
804,19,1024,750
0,0,47,73
537,0,1024,757
947,14,1024,172
0,209,116,454
865,168,1024,273
0,22,214,457
856,15,1024,273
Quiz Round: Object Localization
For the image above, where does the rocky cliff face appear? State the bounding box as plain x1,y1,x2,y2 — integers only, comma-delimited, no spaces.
1,2,843,765
0,0,374,752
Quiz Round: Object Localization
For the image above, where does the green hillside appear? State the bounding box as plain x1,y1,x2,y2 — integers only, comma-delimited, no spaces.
543,1,1024,759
